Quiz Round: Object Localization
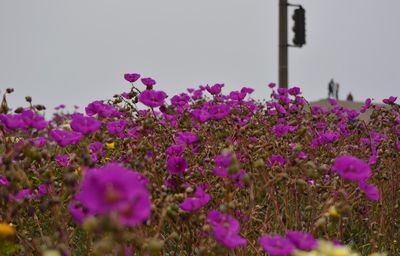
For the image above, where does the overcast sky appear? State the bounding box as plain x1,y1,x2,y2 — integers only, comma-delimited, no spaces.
1,0,399,111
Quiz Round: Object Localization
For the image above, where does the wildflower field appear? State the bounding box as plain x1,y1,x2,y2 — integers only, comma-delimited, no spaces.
0,74,399,255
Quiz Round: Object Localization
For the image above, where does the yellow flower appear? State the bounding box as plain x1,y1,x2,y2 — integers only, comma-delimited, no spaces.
0,223,16,237
317,240,359,256
327,206,340,218
106,142,115,150
74,167,81,176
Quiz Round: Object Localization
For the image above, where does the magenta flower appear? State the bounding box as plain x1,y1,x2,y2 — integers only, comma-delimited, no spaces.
266,155,287,168
360,98,372,113
29,137,47,148
191,108,211,123
21,109,48,130
171,93,190,107
50,129,83,147
358,181,380,201
259,235,295,256
332,155,372,182
179,186,211,212
207,210,247,248
268,82,277,88
138,90,167,108
209,104,230,120
73,163,151,226
288,86,301,96
141,77,156,87
166,144,184,157
55,154,70,167
85,100,122,118
271,124,290,138
15,188,33,201
107,119,128,137
0,176,10,186
206,83,224,95
0,114,26,130
176,131,198,145
70,113,101,135
124,73,141,83
68,200,90,224
383,96,397,105
167,156,187,176
286,231,317,251
213,154,231,177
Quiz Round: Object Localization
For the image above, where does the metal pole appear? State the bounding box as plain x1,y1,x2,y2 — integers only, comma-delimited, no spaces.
279,0,288,88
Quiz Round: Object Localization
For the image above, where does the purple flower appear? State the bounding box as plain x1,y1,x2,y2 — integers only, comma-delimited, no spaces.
207,210,247,248
206,83,224,95
138,90,167,108
15,188,33,201
332,155,372,182
209,104,231,120
107,119,128,137
358,181,380,201
268,82,276,88
124,73,141,83
21,109,48,130
272,124,290,137
171,93,190,107
37,184,50,197
1,114,26,130
240,87,254,95
167,156,187,176
213,154,231,177
55,155,70,167
191,108,211,123
179,186,211,211
176,131,198,145
73,163,151,226
68,200,91,224
0,176,10,186
286,231,318,251
166,144,184,157
85,100,122,118
288,87,301,96
360,98,372,113
383,96,397,105
267,155,287,168
141,77,156,87
29,137,47,148
50,129,83,147
70,113,101,135
259,235,295,256
89,141,104,162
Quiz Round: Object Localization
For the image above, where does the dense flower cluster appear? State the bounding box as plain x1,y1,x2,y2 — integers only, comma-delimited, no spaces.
0,73,397,255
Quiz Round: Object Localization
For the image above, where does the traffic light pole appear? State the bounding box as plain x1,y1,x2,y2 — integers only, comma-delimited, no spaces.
278,0,288,88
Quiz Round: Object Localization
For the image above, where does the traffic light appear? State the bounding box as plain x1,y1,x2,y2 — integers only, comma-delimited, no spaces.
292,6,306,47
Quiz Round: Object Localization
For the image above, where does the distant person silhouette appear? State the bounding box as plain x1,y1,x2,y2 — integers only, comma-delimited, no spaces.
346,93,353,102
335,82,340,100
328,79,335,98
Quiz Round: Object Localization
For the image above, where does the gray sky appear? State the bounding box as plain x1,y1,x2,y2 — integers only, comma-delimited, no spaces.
1,0,399,111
